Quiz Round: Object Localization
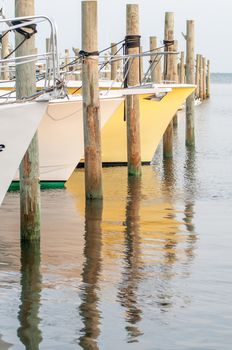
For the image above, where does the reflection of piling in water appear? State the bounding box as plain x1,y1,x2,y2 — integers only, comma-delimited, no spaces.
162,160,178,268
162,158,176,195
17,241,42,350
184,148,197,262
79,201,103,350
184,148,197,199
118,177,143,343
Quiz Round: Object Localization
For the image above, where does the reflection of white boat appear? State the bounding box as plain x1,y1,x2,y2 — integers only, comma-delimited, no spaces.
0,101,48,205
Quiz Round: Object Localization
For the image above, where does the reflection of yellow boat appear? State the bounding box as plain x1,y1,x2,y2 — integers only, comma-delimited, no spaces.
66,167,187,265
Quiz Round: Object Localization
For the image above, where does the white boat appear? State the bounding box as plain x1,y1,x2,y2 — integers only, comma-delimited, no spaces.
0,15,125,187
0,15,195,190
34,92,124,183
0,100,48,205
1,91,124,185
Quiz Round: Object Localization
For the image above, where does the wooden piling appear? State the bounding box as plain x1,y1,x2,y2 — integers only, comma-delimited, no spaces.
15,0,40,240
199,55,203,100
139,46,144,82
195,54,201,99
65,48,70,74
104,52,111,80
163,12,174,158
202,56,207,100
82,0,103,199
173,40,179,83
150,36,162,83
179,51,185,84
45,38,51,53
206,59,210,98
125,4,141,176
72,47,81,80
185,20,195,147
172,40,179,127
110,43,118,81
1,31,10,80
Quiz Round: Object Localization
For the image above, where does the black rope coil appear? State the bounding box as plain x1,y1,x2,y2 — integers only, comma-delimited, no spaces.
125,35,141,50
163,40,174,46
79,50,99,57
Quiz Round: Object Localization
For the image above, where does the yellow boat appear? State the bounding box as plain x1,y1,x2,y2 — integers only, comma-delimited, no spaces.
101,84,195,164
61,81,195,164
0,80,195,165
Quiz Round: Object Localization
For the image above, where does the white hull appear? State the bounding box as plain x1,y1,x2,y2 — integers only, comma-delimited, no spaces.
11,95,123,182
0,101,48,205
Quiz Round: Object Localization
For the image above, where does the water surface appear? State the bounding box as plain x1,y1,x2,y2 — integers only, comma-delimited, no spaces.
0,83,232,349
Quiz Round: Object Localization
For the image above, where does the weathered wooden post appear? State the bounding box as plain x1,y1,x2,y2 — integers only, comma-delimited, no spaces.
172,40,179,127
202,56,207,100
45,38,50,54
185,20,195,147
173,40,179,83
195,54,201,99
72,47,81,80
15,0,40,240
103,52,110,80
150,36,162,83
206,59,210,98
110,43,118,81
179,51,185,84
82,0,103,199
64,48,70,75
163,12,174,158
199,55,203,100
139,45,144,82
125,4,141,176
1,31,10,80
45,37,51,79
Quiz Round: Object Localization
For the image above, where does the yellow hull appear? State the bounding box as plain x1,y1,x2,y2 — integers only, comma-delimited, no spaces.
0,82,195,164
101,86,195,163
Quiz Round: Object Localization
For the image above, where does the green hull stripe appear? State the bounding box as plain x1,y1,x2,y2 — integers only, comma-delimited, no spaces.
8,181,65,192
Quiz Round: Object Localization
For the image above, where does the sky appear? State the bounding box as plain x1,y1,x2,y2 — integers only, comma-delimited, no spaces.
1,0,231,72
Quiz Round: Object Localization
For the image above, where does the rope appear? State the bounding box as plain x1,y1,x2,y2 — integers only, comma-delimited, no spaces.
98,39,125,55
60,39,125,71
1,20,37,59
99,43,124,73
79,50,99,57
0,29,10,43
3,36,28,59
163,40,174,46
46,104,82,121
71,40,125,95
124,35,141,49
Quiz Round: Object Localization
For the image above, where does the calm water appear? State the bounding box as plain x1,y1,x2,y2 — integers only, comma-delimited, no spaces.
0,83,232,349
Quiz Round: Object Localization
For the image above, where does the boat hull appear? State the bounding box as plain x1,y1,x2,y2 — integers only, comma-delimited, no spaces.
12,96,124,182
0,101,48,205
101,86,195,163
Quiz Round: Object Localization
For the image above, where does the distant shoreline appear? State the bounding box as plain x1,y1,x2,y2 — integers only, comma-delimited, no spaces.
211,73,232,83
